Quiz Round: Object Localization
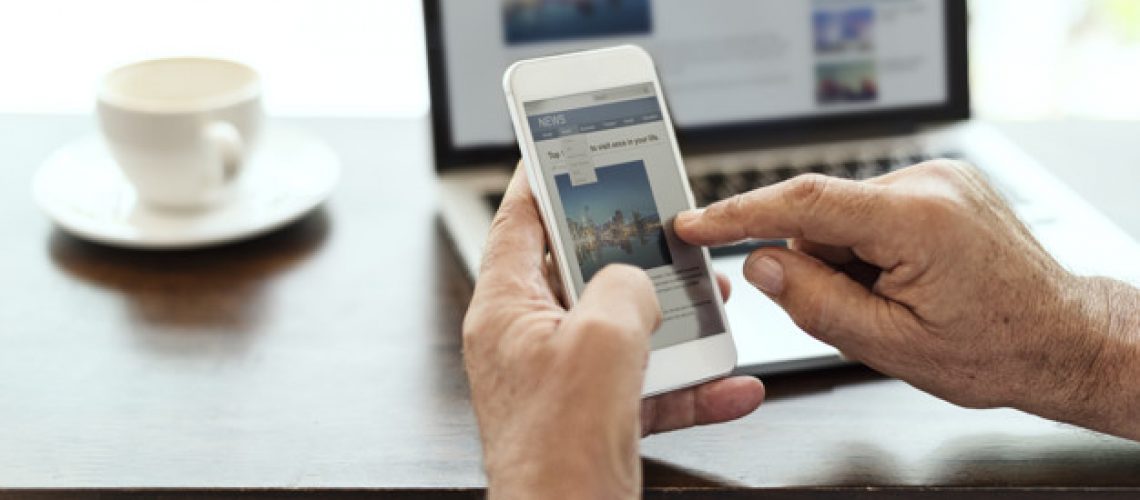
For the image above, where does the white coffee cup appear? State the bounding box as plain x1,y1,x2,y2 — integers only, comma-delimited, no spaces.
97,57,262,210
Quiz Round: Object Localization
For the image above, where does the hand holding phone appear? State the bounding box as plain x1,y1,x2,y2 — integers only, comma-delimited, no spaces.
503,45,737,396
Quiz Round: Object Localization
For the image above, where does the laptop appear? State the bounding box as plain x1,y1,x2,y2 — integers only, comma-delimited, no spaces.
424,0,1140,375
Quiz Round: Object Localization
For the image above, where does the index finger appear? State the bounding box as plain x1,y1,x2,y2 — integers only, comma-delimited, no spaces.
474,165,550,296
675,174,893,252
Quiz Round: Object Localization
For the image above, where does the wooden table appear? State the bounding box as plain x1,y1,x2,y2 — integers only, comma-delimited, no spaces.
2,115,1139,499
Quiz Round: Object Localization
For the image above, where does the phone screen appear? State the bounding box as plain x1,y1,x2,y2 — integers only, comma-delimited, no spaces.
524,82,727,349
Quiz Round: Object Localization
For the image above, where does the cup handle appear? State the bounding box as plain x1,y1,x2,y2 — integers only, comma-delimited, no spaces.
205,121,244,183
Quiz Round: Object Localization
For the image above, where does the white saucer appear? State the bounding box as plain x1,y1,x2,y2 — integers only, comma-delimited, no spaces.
32,126,340,250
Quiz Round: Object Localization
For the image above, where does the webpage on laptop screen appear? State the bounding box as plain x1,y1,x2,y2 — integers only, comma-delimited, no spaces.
445,0,947,147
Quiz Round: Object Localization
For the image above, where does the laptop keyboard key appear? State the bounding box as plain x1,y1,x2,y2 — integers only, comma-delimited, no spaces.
854,163,879,179
739,170,763,191
831,162,858,179
689,175,716,206
774,165,798,181
761,168,788,187
857,157,895,178
704,172,727,189
700,172,737,202
715,179,740,201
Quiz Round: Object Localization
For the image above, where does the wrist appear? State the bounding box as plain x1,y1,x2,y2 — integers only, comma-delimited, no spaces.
1017,275,1140,439
484,423,640,500
1081,277,1140,439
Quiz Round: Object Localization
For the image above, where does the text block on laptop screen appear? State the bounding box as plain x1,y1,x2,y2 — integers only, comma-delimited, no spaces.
441,0,946,148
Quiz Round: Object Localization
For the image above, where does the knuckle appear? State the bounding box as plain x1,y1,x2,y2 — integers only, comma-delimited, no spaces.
461,303,537,347
784,174,832,210
915,159,978,186
487,199,518,233
942,158,983,178
478,216,519,272
703,191,762,243
720,192,748,221
462,307,514,350
952,160,984,181
891,168,971,219
846,181,883,218
704,192,748,230
486,188,537,240
909,193,957,218
470,312,560,362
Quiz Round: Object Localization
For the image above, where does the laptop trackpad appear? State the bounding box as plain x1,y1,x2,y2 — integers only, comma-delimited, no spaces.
711,255,845,375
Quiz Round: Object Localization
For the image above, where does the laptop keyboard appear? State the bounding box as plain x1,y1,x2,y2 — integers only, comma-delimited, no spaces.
686,151,970,207
483,150,971,256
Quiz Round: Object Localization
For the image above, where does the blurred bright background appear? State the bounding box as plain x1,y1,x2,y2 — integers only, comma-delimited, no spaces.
0,0,429,116
971,0,1140,119
1,0,1138,120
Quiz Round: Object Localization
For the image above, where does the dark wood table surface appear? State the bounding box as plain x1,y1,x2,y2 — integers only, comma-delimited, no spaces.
2,115,1139,499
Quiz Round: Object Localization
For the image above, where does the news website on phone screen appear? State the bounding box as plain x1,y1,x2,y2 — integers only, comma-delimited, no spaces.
524,83,726,349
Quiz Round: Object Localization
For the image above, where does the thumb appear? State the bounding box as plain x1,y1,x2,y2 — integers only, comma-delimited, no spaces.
565,264,662,345
743,247,909,355
559,264,662,397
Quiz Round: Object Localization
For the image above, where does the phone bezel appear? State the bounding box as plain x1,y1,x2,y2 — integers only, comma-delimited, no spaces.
502,45,737,397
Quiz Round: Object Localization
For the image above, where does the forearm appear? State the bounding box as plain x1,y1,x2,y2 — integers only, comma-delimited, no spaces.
1023,276,1140,440
485,429,640,500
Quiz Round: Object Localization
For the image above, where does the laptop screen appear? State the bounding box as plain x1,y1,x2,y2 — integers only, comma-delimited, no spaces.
426,0,967,167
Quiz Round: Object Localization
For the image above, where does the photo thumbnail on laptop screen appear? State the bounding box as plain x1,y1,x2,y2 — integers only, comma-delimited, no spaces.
525,83,725,349
442,0,948,148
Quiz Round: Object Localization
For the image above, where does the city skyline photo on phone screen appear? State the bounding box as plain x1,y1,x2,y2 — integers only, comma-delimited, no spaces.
524,83,725,348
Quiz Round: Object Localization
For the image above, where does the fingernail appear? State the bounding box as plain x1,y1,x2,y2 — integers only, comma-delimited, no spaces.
746,256,784,295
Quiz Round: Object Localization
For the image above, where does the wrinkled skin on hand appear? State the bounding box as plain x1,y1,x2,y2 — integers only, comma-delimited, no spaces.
463,167,764,500
464,159,1140,500
677,160,1140,440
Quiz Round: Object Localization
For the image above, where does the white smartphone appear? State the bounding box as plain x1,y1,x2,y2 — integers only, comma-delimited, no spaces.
503,45,736,397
